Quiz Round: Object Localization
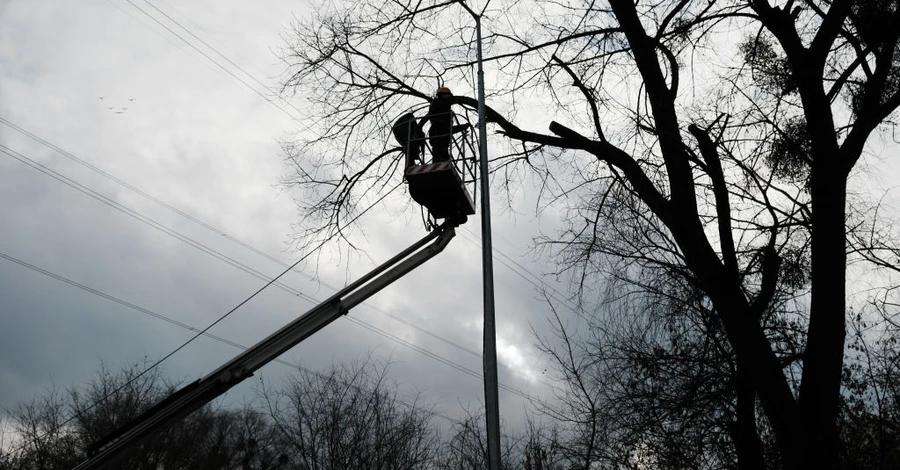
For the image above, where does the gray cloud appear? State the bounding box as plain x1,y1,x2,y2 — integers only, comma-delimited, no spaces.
0,0,574,447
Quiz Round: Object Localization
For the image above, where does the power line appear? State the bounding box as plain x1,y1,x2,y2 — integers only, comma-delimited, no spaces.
118,0,300,122
0,250,460,461
141,0,303,116
0,120,561,395
0,141,544,395
103,0,188,56
0,181,418,459
0,142,494,382
0,117,521,378
459,226,588,319
1,136,401,367
0,144,320,306
0,249,457,421
0,251,273,365
0,117,234,239
154,0,271,80
0,117,299,283
0,244,533,419
346,316,533,399
107,0,583,380
1,141,539,400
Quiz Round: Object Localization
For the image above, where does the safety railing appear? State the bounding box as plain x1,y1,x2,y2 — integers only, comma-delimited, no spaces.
399,110,479,205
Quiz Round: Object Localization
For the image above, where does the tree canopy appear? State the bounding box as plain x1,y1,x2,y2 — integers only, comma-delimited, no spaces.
277,1,900,468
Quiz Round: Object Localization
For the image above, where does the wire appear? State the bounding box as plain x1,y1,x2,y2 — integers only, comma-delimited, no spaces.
346,316,533,400
140,0,305,117
0,251,461,461
0,139,546,406
0,250,457,420
1,137,400,373
0,117,532,379
459,226,588,319
0,251,265,362
119,0,299,122
0,182,408,457
0,126,553,411
0,142,503,386
0,144,320,306
0,117,248,247
0,127,558,396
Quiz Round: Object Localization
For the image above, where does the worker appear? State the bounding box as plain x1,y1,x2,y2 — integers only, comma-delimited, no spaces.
422,87,469,162
392,112,425,168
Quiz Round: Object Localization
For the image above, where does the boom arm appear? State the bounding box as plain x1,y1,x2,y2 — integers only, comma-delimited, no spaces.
73,223,458,470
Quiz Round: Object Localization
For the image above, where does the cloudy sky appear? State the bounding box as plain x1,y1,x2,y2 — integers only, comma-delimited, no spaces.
7,0,900,460
0,0,578,445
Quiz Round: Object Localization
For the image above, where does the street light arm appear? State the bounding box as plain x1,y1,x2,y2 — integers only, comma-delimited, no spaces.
455,0,479,19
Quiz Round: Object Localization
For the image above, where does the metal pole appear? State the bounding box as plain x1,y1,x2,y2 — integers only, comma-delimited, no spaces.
451,3,499,466
472,12,502,470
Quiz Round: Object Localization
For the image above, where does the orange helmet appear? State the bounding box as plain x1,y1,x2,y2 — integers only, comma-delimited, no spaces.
436,87,452,95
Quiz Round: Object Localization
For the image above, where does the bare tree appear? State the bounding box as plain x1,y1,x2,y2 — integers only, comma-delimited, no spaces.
437,409,564,470
534,272,778,469
4,385,80,470
0,421,18,470
836,300,900,470
2,361,280,470
276,1,900,468
259,357,440,469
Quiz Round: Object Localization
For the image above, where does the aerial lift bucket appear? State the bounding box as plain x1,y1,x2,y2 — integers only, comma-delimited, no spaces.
405,161,475,222
403,110,477,224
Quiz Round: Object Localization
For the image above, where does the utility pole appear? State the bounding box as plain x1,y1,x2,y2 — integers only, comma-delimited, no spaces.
457,1,501,468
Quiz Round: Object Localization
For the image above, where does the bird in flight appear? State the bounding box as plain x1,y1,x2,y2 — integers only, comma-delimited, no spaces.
100,96,135,114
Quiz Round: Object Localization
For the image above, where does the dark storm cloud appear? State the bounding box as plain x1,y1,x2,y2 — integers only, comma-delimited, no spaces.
0,0,565,440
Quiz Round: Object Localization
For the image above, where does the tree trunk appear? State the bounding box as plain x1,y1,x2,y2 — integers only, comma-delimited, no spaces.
799,159,847,470
735,376,766,470
670,219,804,468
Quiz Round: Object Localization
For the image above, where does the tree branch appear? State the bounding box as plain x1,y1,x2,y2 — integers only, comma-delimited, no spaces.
551,54,605,142
688,122,738,276
809,0,852,60
548,120,670,223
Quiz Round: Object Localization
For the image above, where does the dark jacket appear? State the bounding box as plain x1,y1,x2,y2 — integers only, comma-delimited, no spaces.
426,95,454,139
392,112,424,146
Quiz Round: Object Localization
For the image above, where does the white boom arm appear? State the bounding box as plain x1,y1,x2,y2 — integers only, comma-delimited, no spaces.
73,223,457,470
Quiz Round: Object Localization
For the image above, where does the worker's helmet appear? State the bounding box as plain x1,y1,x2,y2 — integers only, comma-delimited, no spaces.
436,87,452,96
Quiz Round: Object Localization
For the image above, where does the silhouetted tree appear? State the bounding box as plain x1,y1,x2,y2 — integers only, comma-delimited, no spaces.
2,362,279,470
259,358,440,469
277,1,900,469
436,409,564,470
